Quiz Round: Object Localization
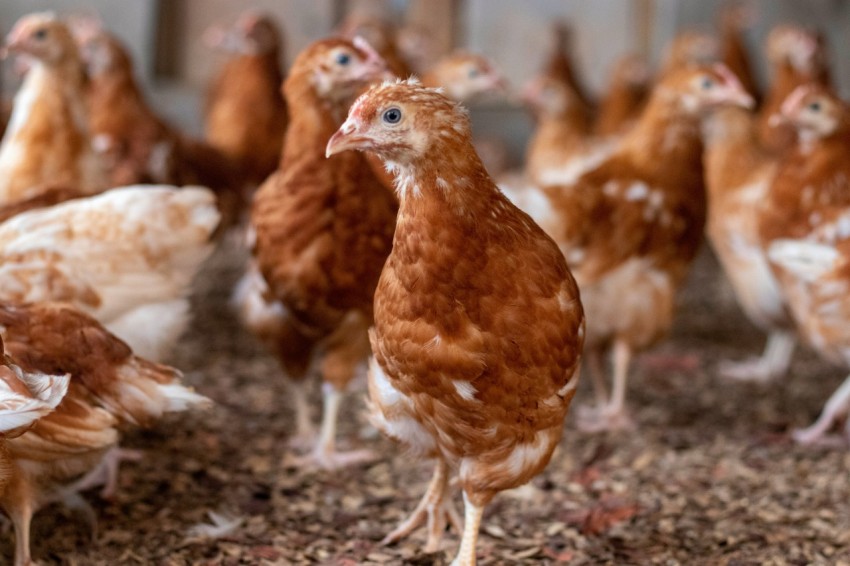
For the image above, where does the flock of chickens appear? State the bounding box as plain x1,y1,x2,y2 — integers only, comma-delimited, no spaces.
0,5,846,565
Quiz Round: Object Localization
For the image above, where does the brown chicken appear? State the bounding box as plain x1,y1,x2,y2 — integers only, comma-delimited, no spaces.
594,54,649,137
0,301,210,566
371,51,506,198
543,22,594,122
0,336,70,566
759,85,850,444
337,15,413,79
236,38,396,469
421,51,506,104
521,73,592,184
326,78,584,566
77,26,244,226
0,12,106,205
204,11,288,185
757,25,829,152
511,65,753,431
703,104,795,382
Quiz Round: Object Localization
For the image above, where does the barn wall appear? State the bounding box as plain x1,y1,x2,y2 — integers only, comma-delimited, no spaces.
0,0,847,154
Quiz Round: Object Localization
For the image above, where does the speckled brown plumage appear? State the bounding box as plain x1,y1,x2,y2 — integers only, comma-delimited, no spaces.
204,13,288,185
511,64,753,433
327,79,584,564
81,29,244,226
758,85,850,443
0,13,106,205
242,37,395,467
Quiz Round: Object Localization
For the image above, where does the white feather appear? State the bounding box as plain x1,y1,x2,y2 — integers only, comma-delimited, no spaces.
768,239,840,281
0,186,220,361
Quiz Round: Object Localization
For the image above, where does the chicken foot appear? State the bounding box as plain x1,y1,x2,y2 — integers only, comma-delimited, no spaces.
290,386,377,470
793,373,850,445
719,330,795,383
382,459,463,553
450,492,485,566
287,380,317,452
576,339,635,432
68,445,144,500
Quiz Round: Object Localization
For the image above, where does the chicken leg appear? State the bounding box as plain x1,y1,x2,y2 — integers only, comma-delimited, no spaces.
287,380,317,452
793,373,850,445
450,492,484,566
382,459,463,552
68,446,144,499
719,330,795,383
576,339,635,432
4,483,34,566
290,386,377,469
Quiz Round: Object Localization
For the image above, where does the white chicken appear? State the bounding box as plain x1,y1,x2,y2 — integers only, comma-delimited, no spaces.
0,186,220,361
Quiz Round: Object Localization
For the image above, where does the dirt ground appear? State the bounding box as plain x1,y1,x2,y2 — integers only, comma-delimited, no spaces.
5,235,850,566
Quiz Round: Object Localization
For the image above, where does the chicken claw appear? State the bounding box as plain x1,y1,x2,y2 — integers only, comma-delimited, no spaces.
69,446,144,500
575,403,635,433
288,447,378,471
382,460,462,553
719,331,795,383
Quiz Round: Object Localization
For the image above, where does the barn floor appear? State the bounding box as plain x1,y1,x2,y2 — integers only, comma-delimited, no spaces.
6,233,850,566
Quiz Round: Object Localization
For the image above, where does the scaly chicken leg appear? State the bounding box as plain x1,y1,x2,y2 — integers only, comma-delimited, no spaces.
719,329,795,383
290,314,378,469
452,492,485,566
382,459,463,552
287,380,316,451
792,374,850,446
67,446,144,499
291,386,377,469
577,339,635,432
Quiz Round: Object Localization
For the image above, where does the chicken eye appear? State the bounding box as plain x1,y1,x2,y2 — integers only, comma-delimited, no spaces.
336,52,351,66
382,107,402,124
808,101,822,112
700,77,714,90
468,67,480,79
33,28,48,40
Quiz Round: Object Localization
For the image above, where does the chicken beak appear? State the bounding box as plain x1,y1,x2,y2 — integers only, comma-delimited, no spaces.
326,118,368,158
725,88,755,110
0,38,23,59
711,64,754,110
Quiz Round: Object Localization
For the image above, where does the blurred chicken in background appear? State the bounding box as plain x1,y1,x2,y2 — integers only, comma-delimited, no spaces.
0,13,106,206
204,11,288,187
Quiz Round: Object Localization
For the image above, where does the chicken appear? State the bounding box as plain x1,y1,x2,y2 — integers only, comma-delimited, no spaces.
510,64,753,432
325,78,584,566
77,26,245,228
0,12,106,205
521,73,592,185
337,16,413,79
0,301,210,566
370,51,507,198
77,27,174,186
421,51,506,104
759,85,850,444
0,185,220,362
0,340,70,566
236,37,395,469
594,54,649,137
204,11,288,185
703,105,795,381
543,22,594,121
757,25,828,152
718,2,759,101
